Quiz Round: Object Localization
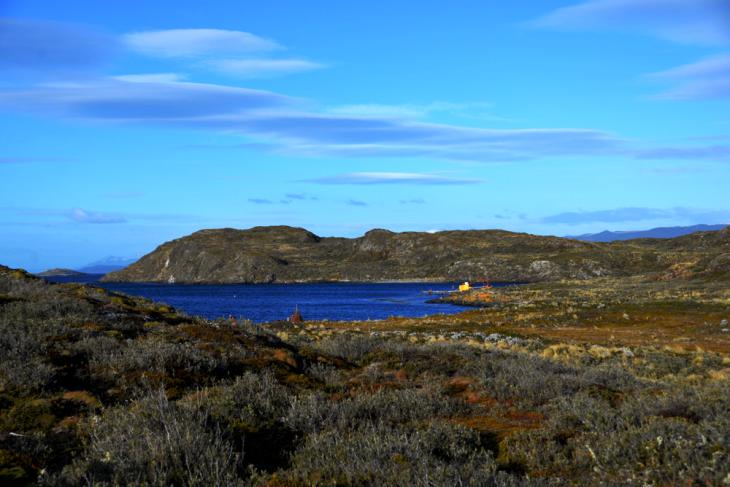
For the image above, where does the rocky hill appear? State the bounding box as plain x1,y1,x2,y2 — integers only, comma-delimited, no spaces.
100,225,730,284
36,268,87,277
621,226,730,280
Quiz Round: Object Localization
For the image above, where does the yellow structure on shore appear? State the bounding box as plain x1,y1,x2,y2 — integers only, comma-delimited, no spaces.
458,281,471,292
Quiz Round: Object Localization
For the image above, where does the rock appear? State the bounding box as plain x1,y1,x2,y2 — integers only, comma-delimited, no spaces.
529,260,559,279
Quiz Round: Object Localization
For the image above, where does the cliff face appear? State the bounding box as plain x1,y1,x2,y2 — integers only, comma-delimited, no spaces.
101,225,729,284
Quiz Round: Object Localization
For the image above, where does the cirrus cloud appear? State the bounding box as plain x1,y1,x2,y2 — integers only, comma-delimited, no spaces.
0,17,726,164
528,0,730,46
0,75,625,162
529,1,730,100
71,208,126,224
123,28,280,58
303,172,485,185
0,77,291,121
206,58,325,78
647,53,730,100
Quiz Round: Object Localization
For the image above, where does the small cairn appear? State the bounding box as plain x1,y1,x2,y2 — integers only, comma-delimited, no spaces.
288,306,304,324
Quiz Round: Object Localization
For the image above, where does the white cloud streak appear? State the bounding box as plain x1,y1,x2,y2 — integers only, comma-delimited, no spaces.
70,208,126,224
123,28,280,57
648,53,730,99
303,172,485,185
207,58,324,78
528,0,730,46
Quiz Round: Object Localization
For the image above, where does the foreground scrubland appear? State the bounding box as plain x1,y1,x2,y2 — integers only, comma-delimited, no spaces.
1,265,728,486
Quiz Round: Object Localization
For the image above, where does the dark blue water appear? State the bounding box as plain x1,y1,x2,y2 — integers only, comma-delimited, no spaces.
45,275,498,323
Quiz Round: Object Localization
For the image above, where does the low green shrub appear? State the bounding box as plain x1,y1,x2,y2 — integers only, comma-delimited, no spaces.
51,389,242,487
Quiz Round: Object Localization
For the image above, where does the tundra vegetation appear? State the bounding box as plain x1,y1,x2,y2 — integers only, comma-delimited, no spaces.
1,265,729,486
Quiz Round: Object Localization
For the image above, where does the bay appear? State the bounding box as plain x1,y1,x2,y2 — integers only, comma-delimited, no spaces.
44,275,506,323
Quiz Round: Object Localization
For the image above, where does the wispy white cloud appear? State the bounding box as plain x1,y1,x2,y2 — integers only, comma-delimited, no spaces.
0,206,206,229
326,101,497,120
123,28,280,58
1,74,726,163
121,28,324,79
635,144,730,160
652,53,730,79
238,115,624,162
0,76,625,162
528,0,730,46
0,17,726,164
70,208,125,224
248,198,274,204
647,53,730,99
0,77,291,120
206,58,324,78
347,199,368,206
530,1,730,100
113,73,186,83
303,172,485,185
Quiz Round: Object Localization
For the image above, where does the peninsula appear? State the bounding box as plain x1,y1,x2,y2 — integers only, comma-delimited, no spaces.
102,225,730,284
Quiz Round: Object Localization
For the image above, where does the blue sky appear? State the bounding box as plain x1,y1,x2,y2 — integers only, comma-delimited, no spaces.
1,0,730,271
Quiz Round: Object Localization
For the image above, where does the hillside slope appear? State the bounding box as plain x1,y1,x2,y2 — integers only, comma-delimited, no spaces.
101,225,729,284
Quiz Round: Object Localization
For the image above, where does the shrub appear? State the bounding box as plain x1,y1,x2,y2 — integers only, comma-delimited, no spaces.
50,389,241,487
285,387,466,434
304,362,346,387
308,334,385,364
205,370,291,430
503,386,730,485
274,421,533,487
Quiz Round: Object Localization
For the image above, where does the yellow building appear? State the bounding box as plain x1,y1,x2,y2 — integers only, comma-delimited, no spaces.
458,281,470,292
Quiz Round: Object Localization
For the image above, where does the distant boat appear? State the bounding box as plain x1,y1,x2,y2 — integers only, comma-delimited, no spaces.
288,307,304,324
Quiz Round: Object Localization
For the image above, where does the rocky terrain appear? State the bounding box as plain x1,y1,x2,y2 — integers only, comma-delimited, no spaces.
102,225,730,284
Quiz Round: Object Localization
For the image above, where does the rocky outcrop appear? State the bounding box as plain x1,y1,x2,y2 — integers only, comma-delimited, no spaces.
101,225,729,284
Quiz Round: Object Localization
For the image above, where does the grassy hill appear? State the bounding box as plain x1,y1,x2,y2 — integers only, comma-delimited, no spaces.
102,225,730,284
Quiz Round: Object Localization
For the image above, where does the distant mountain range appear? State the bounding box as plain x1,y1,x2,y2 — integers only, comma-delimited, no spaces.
77,256,137,274
569,224,728,242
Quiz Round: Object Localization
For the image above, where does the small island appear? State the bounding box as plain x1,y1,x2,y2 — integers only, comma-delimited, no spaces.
36,268,88,277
